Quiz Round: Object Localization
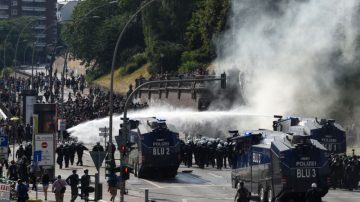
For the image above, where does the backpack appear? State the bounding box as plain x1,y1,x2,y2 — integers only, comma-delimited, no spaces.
60,186,66,193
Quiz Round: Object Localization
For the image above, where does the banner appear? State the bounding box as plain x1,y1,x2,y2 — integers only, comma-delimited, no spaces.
0,183,10,202
34,134,54,166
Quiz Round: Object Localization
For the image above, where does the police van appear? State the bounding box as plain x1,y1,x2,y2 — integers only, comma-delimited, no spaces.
229,129,330,202
127,118,181,178
273,116,346,154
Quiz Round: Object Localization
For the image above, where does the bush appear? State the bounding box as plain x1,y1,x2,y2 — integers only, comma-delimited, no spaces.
131,53,147,67
147,41,184,73
119,63,138,76
1,68,14,78
179,61,201,73
85,67,106,83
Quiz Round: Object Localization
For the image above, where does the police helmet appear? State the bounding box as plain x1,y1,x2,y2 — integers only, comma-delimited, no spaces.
311,183,317,188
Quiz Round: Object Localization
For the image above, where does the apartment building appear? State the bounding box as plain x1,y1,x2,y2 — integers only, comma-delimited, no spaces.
0,0,58,47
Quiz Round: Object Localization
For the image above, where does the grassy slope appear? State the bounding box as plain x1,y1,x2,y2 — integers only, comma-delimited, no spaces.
93,64,151,93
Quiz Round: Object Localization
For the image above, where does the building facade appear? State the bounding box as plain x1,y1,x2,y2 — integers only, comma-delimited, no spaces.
57,1,78,22
0,0,57,47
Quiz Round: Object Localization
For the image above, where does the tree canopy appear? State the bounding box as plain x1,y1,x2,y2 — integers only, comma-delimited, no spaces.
0,17,36,69
61,0,231,79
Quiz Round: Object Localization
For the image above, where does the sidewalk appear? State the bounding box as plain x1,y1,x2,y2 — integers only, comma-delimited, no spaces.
27,183,145,202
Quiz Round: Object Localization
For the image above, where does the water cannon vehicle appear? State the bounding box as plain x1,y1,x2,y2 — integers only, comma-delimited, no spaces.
229,129,330,202
127,117,181,178
273,116,346,154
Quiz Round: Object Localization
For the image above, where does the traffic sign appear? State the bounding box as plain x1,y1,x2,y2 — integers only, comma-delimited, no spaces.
99,127,108,133
99,132,108,137
33,150,42,162
41,142,48,149
89,151,107,171
0,136,9,160
0,136,8,147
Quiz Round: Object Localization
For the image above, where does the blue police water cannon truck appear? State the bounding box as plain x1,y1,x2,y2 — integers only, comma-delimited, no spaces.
127,117,181,178
229,129,330,202
273,116,346,154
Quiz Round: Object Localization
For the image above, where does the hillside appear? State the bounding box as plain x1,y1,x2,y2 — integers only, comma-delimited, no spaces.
93,64,151,94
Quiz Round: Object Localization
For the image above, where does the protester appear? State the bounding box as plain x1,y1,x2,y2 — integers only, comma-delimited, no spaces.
41,170,50,201
52,175,67,202
16,179,29,202
66,170,79,202
80,169,91,200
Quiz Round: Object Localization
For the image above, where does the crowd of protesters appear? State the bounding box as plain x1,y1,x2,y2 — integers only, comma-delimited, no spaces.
0,70,148,132
0,69,149,201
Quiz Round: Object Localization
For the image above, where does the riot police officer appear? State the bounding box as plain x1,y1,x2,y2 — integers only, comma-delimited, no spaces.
306,183,322,202
64,143,71,168
56,144,64,169
92,142,104,152
69,142,76,166
215,144,224,170
234,181,250,202
76,142,88,166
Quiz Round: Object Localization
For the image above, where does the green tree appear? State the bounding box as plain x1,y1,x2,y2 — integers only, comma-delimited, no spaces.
61,0,145,80
142,0,195,73
181,0,230,70
0,17,36,69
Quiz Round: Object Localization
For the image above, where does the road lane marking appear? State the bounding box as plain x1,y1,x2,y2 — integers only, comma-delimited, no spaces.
139,184,231,189
182,199,188,202
207,172,223,178
143,179,163,188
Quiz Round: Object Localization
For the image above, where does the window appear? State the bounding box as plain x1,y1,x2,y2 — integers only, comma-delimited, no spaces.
11,0,17,6
11,9,17,16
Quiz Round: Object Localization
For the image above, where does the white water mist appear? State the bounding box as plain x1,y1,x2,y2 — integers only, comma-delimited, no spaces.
216,0,359,117
68,102,273,144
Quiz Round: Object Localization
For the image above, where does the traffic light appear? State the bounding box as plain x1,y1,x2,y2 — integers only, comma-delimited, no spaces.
119,145,127,156
121,166,130,180
221,73,226,89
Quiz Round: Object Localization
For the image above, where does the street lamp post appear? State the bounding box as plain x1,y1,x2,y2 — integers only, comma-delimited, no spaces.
3,25,20,68
14,19,36,78
23,44,31,65
108,1,158,201
60,51,68,142
160,53,164,74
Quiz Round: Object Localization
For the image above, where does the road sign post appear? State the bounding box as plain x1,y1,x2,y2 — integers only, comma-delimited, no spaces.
89,151,106,202
99,127,108,150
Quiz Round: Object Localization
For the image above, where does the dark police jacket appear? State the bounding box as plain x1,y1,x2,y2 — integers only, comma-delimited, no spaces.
306,188,322,202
